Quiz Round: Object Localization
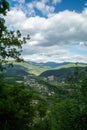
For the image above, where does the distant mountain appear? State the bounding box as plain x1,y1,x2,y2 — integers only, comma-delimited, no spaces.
25,61,51,69
54,63,86,69
40,63,86,81
2,65,29,76
26,61,87,68
2,61,52,76
26,61,72,68
1,62,87,77
18,62,51,75
38,62,71,68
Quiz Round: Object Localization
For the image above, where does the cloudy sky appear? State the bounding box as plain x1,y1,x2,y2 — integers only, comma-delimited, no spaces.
6,0,87,63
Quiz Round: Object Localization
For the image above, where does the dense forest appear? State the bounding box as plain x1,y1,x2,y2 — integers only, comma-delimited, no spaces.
0,0,87,130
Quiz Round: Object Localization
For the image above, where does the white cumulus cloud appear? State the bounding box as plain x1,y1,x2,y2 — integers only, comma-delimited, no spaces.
12,0,25,3
52,0,62,4
5,6,87,63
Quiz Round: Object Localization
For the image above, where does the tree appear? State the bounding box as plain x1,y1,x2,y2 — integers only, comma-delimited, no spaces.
50,99,80,130
0,0,30,71
0,84,36,130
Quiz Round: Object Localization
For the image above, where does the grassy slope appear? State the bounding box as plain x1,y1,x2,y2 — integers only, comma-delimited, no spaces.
7,62,87,76
40,63,87,78
54,63,86,70
10,62,50,76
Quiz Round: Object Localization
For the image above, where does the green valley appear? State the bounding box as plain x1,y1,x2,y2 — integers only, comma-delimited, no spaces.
0,61,87,130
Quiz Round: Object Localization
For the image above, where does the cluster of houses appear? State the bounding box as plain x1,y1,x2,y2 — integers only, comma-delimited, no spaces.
16,74,55,96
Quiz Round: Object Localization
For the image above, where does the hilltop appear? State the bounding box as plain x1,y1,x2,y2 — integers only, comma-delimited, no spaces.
2,61,86,77
40,63,87,81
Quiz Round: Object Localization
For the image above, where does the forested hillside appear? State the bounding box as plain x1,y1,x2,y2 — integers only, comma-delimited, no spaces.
1,64,87,130
40,64,86,81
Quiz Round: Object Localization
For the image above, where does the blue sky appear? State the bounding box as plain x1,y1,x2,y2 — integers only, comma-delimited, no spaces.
5,0,87,63
8,0,87,15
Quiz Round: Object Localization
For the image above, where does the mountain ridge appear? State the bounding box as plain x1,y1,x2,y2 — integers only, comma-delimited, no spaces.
1,61,87,77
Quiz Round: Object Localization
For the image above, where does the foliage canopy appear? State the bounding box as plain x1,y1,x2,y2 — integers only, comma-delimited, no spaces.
0,0,30,71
